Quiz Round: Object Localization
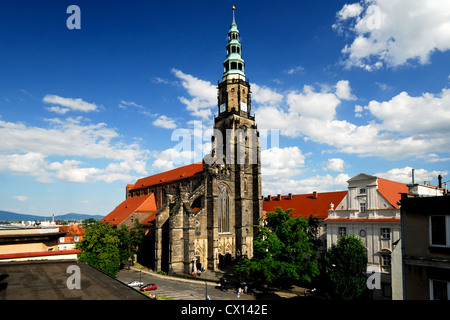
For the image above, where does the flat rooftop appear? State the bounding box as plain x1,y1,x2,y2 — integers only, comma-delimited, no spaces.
0,260,150,300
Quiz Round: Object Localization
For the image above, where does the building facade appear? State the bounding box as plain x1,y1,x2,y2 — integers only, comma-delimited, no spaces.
102,7,262,274
325,173,408,299
401,194,450,300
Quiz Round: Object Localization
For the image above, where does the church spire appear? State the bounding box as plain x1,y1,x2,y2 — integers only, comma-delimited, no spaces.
223,6,245,80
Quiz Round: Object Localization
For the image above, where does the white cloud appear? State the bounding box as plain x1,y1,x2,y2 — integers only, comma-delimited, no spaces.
263,173,350,196
153,115,177,129
43,95,98,113
287,85,341,121
285,65,305,75
255,78,450,160
261,146,305,177
334,0,450,70
172,68,216,120
151,148,196,172
251,84,284,106
375,166,448,185
0,117,149,183
365,88,450,136
326,158,345,172
335,80,356,100
13,195,28,202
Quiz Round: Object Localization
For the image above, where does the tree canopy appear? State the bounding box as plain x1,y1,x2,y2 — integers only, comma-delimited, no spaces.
76,220,144,276
323,234,368,300
236,207,320,288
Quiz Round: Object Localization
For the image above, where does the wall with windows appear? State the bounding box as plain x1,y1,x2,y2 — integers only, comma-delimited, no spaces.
401,194,450,300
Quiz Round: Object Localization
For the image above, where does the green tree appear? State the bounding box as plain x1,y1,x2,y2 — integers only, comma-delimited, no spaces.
236,207,320,288
116,219,145,268
76,221,121,276
323,234,368,300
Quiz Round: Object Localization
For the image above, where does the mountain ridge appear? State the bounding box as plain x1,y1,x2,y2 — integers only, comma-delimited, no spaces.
0,210,104,221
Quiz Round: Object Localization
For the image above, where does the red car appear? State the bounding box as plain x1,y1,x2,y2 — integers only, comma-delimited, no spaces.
140,283,157,291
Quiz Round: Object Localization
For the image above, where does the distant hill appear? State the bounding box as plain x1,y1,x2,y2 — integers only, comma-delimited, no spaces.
0,210,104,222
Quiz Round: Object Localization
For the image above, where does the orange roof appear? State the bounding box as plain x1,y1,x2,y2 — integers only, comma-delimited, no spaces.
263,191,348,220
101,193,157,226
377,178,408,209
59,225,85,237
130,162,203,191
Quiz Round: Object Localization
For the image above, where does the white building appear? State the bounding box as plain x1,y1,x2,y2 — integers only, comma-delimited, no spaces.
325,173,446,300
325,173,408,299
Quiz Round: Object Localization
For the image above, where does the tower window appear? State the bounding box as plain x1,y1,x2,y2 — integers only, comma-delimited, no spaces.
232,46,236,53
238,63,243,70
231,62,237,69
218,185,230,233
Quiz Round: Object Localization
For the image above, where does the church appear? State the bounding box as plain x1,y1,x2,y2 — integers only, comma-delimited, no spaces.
101,7,263,274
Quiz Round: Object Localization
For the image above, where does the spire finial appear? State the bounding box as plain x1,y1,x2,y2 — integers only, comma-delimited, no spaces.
232,6,236,25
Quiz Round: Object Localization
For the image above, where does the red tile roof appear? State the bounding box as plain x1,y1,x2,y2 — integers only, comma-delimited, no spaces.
130,162,203,191
101,193,157,226
263,191,348,220
377,178,409,209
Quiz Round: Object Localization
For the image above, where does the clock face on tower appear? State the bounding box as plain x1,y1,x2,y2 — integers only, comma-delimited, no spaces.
220,103,226,113
240,102,247,112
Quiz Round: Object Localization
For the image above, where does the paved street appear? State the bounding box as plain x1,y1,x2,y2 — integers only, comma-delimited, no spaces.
116,268,281,300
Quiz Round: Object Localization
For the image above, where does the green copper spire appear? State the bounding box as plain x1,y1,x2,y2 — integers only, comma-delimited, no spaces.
223,6,245,79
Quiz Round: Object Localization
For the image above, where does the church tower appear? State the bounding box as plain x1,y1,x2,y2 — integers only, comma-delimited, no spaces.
204,6,262,271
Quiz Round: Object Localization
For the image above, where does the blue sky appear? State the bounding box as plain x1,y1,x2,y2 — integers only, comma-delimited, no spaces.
1,0,450,217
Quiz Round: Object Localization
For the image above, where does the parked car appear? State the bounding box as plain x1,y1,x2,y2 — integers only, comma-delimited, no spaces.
127,281,143,287
140,283,157,291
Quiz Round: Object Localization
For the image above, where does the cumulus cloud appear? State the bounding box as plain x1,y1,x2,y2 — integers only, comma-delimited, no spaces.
153,115,177,129
172,68,216,120
263,173,350,196
326,158,345,172
375,166,448,185
334,0,450,70
0,117,149,183
254,78,450,160
43,95,98,113
261,146,305,177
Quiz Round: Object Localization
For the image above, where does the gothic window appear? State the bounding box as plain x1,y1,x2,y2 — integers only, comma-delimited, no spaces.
218,185,230,233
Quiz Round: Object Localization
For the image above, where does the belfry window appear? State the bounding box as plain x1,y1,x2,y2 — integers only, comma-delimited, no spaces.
218,185,230,233
231,62,237,69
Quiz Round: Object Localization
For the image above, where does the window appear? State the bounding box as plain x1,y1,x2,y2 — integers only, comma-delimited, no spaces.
381,228,390,240
430,280,450,300
430,216,450,247
360,203,366,213
218,185,230,233
338,227,346,236
381,254,391,267
359,188,366,194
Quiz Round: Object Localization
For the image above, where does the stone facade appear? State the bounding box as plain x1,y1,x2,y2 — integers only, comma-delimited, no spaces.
107,8,262,274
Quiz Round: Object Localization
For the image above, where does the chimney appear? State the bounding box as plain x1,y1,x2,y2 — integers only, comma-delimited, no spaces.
438,175,442,189
267,195,271,201
313,191,318,199
277,194,281,201
411,168,415,185
288,193,292,200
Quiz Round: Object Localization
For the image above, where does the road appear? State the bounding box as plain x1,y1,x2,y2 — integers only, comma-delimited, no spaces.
116,268,257,300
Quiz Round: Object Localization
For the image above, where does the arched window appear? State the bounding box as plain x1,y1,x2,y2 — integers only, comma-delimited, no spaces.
218,185,230,233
